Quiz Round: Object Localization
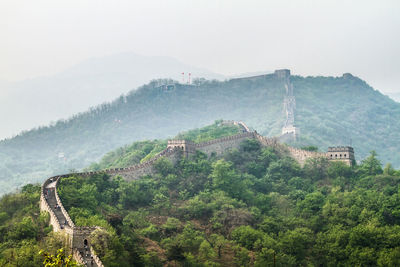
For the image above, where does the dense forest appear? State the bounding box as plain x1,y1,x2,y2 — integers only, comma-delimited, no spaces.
57,137,400,265
0,184,80,266
1,123,400,266
2,71,400,195
0,122,240,266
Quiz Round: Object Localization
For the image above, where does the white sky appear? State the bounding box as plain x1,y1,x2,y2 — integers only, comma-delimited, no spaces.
1,0,399,92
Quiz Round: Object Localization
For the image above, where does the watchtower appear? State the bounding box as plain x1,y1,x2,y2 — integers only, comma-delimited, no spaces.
167,140,196,158
326,146,355,166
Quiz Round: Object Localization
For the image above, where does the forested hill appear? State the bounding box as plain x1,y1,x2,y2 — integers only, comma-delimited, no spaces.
3,125,400,266
1,71,400,194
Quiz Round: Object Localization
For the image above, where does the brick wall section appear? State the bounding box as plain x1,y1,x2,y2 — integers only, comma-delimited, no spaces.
254,132,328,166
73,249,85,265
40,147,183,265
40,179,62,232
55,178,75,227
286,146,327,166
195,132,255,156
90,246,105,267
102,147,181,181
71,226,99,249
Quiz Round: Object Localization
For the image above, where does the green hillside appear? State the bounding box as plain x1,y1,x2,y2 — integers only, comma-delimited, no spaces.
1,123,400,266
56,136,400,266
0,184,79,266
292,74,400,166
1,71,400,195
88,121,241,171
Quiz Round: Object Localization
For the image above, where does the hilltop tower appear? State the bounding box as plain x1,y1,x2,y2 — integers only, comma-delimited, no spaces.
275,69,299,139
326,146,355,166
167,140,196,157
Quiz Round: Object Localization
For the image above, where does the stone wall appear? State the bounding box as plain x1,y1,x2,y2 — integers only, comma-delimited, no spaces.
103,147,181,180
55,178,75,228
195,132,255,156
254,133,328,166
72,226,99,249
221,120,251,133
55,147,181,182
40,120,354,266
255,133,281,148
286,147,327,166
40,146,183,266
73,249,86,265
40,179,62,232
90,246,105,267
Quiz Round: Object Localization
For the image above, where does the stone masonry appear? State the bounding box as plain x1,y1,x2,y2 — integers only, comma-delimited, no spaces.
40,120,354,266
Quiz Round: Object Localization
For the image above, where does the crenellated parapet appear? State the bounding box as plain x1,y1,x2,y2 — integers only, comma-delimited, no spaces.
55,178,75,228
40,180,63,232
40,175,104,266
40,120,355,266
327,146,355,166
90,246,105,267
286,146,327,166
194,132,255,156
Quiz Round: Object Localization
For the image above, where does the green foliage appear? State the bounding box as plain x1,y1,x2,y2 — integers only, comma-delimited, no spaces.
231,226,264,250
359,150,383,177
51,138,400,266
301,145,318,152
174,120,241,143
0,185,74,266
6,122,400,265
39,248,77,267
3,73,400,197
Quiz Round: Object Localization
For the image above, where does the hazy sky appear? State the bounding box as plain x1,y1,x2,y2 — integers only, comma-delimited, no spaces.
1,0,399,93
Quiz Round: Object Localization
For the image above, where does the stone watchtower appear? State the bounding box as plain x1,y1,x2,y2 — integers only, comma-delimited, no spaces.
326,146,355,166
167,140,196,158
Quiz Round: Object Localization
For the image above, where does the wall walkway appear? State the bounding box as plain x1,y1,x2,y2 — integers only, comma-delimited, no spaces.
40,120,331,266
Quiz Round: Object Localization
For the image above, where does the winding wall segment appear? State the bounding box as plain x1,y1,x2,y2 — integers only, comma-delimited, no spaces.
40,120,342,266
40,146,183,266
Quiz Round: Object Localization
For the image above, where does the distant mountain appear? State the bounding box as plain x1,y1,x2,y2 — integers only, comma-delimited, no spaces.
0,52,224,139
1,71,400,195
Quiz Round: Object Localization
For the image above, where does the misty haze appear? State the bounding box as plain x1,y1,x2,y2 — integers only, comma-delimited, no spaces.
1,1,400,266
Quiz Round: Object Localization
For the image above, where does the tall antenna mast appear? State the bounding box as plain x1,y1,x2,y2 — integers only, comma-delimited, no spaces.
188,73,191,84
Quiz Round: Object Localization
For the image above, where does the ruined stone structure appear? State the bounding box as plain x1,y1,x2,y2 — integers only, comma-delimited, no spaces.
40,120,354,265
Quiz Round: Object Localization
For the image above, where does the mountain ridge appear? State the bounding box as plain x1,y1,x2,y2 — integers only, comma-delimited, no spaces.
0,52,224,140
1,71,400,195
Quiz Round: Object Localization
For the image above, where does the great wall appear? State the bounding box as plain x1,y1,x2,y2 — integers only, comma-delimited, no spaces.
39,119,355,266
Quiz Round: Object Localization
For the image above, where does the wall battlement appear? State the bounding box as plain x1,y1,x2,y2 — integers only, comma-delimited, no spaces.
40,120,354,265
327,146,355,166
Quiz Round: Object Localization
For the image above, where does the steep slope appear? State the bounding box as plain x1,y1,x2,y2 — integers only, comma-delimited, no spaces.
292,74,400,166
1,71,400,195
